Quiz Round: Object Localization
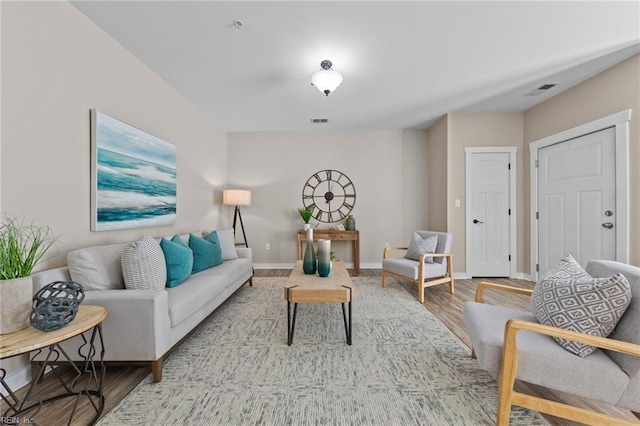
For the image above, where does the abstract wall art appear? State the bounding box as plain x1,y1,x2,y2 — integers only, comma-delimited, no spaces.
90,110,177,231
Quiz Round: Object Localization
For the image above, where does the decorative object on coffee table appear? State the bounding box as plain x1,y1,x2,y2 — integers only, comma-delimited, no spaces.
31,281,85,332
317,239,331,277
302,169,356,223
0,215,58,334
302,228,316,274
223,189,251,247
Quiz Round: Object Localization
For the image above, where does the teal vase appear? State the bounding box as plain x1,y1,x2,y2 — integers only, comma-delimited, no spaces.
346,215,356,230
317,239,331,277
303,229,316,274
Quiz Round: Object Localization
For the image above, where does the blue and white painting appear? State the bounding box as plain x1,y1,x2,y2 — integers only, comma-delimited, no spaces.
91,110,177,231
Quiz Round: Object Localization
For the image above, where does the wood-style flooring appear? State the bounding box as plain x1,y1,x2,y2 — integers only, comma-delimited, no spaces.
1,269,636,425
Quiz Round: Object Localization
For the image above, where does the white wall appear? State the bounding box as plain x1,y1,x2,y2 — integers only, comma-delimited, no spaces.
1,1,227,390
227,130,428,267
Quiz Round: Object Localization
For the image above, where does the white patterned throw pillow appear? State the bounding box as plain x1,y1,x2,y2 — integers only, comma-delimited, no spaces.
540,254,590,282
405,233,438,263
121,235,167,291
532,273,632,357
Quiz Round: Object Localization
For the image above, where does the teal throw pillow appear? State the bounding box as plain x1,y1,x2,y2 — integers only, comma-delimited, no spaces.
189,234,223,273
160,236,193,288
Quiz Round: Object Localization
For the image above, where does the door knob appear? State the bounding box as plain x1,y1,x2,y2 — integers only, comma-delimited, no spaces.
473,219,484,224
601,222,614,229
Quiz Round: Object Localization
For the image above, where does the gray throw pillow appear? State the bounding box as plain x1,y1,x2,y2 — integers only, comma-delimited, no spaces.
213,229,239,261
405,233,438,263
540,254,590,282
121,235,167,291
532,273,632,357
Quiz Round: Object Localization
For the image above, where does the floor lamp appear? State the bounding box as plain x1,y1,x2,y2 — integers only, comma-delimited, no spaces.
223,189,251,247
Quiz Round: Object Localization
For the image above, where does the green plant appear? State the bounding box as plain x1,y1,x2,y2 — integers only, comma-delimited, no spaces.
0,215,59,280
297,207,314,224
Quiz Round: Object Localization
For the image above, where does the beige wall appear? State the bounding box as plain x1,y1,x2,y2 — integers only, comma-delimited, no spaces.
1,2,228,271
426,115,448,232
524,54,640,269
1,2,228,382
447,113,525,274
227,130,428,267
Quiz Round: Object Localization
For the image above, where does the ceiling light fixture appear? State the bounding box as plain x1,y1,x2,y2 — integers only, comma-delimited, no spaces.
311,60,343,97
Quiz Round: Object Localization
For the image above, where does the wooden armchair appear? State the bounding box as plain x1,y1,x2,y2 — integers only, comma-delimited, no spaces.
464,261,640,425
382,231,454,303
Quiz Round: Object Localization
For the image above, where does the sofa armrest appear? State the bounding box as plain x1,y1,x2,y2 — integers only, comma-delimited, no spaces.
475,281,533,303
236,247,252,262
83,289,171,360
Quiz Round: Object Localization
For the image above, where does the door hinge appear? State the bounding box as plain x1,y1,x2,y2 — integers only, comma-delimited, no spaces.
535,159,539,167
508,163,511,170
536,263,539,272
508,255,511,261
536,211,539,220
508,208,511,216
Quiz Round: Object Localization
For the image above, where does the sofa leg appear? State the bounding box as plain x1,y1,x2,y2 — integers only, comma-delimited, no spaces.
151,359,163,383
633,411,640,420
381,271,387,287
471,348,476,359
249,277,253,287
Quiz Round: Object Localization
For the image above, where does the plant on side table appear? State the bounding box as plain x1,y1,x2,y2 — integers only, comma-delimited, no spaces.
297,207,314,230
0,215,58,334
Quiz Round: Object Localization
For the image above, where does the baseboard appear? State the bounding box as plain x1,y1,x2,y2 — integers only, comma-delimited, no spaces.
513,272,533,282
454,272,472,279
254,262,380,270
0,366,31,397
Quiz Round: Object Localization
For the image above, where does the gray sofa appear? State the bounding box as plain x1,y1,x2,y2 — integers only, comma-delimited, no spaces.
31,237,253,382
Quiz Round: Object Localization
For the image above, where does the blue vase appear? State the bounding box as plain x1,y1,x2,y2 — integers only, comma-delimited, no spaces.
317,239,331,277
303,229,316,274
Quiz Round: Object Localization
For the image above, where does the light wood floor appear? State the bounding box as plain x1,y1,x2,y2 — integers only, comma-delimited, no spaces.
2,269,636,425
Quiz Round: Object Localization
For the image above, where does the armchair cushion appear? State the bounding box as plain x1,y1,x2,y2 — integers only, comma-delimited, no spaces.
405,233,438,263
382,257,446,280
463,301,629,404
532,273,632,357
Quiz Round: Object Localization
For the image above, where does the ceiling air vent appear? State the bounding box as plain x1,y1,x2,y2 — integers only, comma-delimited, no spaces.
311,118,328,124
525,83,557,96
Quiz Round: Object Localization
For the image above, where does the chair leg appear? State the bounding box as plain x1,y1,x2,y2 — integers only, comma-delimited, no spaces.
418,281,425,303
449,277,455,294
382,270,387,287
471,348,476,359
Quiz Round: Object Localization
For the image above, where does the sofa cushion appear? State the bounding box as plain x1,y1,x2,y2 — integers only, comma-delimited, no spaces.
160,236,193,288
166,258,251,327
209,229,239,260
532,274,632,357
121,235,167,291
189,234,223,273
405,233,438,263
67,243,126,290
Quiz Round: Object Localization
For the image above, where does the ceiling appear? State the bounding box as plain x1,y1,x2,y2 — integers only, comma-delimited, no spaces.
71,1,640,133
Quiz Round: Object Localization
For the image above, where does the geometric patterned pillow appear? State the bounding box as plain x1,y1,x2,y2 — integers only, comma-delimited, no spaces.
404,233,438,263
531,273,632,357
540,254,590,282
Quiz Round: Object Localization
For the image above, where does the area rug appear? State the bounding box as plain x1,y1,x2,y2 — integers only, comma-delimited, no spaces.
98,277,549,425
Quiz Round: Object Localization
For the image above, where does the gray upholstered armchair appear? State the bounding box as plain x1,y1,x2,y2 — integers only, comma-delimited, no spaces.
382,231,454,303
464,260,640,425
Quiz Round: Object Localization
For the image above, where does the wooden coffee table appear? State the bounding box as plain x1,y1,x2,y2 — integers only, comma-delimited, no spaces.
284,260,354,345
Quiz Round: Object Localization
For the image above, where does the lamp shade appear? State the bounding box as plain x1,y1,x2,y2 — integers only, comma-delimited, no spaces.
311,60,343,96
223,189,251,206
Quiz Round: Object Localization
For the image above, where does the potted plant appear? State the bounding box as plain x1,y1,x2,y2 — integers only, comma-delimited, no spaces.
297,207,314,230
0,215,58,334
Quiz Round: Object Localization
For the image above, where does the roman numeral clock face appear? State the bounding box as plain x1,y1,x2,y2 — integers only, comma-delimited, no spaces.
302,169,356,223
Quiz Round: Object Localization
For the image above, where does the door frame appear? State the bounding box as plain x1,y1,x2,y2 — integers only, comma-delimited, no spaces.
465,147,517,278
529,109,630,281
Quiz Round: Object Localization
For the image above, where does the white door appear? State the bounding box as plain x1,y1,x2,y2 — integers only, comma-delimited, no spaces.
538,127,616,275
468,152,511,277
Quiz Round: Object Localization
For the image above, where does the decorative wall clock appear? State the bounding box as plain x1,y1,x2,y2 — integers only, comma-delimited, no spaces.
302,169,356,223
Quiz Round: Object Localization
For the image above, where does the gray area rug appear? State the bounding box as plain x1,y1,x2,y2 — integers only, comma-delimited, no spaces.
98,277,549,425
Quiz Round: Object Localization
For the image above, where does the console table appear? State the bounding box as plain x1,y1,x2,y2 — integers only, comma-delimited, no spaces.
0,305,107,425
296,229,360,275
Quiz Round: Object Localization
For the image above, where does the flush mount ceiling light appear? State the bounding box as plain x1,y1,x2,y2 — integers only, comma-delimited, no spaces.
311,60,343,96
